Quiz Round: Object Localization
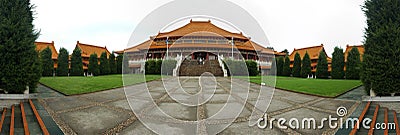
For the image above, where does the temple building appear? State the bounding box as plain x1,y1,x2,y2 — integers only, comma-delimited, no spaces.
344,45,364,71
117,20,274,76
74,41,111,70
35,41,58,69
344,45,364,62
289,44,332,73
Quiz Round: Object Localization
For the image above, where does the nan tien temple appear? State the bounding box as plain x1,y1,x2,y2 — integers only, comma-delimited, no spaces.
116,20,275,76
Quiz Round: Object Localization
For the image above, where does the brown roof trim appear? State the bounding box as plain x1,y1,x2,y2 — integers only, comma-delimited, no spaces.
156,20,247,39
76,41,111,55
293,44,324,51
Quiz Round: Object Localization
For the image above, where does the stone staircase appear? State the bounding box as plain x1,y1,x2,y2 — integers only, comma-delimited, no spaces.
179,60,224,76
0,100,62,135
336,101,400,135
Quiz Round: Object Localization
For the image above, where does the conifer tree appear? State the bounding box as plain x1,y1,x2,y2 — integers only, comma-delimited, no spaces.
300,52,312,78
70,47,84,76
40,47,54,76
316,51,329,79
331,47,345,79
282,56,291,76
57,48,69,76
346,47,361,79
292,52,301,77
362,0,400,95
116,54,123,74
109,53,117,74
100,52,110,75
88,53,99,76
0,0,41,93
276,56,284,76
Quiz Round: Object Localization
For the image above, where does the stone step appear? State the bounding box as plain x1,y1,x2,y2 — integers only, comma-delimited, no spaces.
396,112,400,134
23,102,42,135
0,108,7,134
179,60,224,76
373,107,385,135
13,104,24,135
335,102,368,135
31,99,63,135
388,110,397,134
0,105,11,134
356,104,377,135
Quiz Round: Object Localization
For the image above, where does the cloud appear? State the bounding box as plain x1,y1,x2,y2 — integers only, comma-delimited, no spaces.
31,0,366,56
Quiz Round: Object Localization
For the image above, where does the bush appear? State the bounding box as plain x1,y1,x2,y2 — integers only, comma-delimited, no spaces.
346,47,361,79
88,53,99,76
292,53,301,77
361,0,400,95
331,47,345,79
145,59,176,75
145,60,156,75
161,59,177,75
269,57,277,76
57,48,69,76
246,60,259,76
301,52,311,78
282,56,291,76
224,59,248,76
40,47,54,76
154,59,162,74
70,47,84,76
316,51,329,79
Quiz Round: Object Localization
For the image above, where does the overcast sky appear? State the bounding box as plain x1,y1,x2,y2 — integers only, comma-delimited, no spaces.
31,0,366,57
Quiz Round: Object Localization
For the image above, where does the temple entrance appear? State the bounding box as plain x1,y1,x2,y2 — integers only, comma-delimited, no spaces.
191,52,218,61
180,51,223,76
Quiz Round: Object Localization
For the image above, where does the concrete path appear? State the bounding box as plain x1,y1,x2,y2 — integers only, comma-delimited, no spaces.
38,77,360,135
36,84,65,98
336,86,367,101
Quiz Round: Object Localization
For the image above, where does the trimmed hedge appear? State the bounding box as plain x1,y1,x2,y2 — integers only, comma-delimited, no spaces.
224,59,259,76
145,59,177,75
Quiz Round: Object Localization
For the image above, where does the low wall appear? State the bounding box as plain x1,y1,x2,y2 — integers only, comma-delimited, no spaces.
0,94,31,108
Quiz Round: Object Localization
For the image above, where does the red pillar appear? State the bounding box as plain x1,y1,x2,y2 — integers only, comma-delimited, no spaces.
206,53,209,60
191,53,194,59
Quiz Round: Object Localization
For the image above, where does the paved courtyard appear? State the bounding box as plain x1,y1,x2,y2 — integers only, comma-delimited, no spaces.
38,77,360,135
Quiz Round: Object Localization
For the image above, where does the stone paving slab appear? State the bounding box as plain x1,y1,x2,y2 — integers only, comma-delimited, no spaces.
45,96,95,112
311,99,354,112
273,107,336,135
59,106,130,134
39,77,361,135
148,102,198,121
218,121,284,135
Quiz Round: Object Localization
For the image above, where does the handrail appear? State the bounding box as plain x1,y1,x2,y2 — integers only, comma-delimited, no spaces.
349,101,371,135
0,108,6,133
20,102,30,135
217,56,227,77
393,111,400,135
29,100,49,135
368,105,380,135
10,105,14,135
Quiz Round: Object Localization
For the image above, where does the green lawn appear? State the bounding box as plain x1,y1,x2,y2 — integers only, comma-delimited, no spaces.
39,74,161,95
239,76,362,97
